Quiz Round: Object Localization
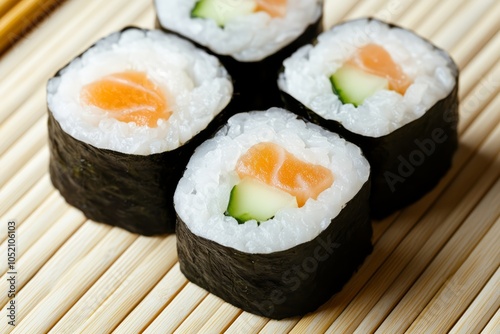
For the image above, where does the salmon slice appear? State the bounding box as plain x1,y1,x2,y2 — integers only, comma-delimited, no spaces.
255,0,287,17
348,43,412,95
80,71,170,127
236,142,334,207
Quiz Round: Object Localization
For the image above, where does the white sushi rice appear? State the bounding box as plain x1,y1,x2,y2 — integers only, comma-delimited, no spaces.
174,108,370,254
278,18,456,137
47,28,233,155
155,0,322,61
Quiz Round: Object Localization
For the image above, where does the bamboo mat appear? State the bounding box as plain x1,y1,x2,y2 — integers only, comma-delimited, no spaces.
0,0,499,333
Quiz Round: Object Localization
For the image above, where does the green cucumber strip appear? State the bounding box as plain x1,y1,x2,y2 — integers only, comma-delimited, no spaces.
191,0,257,27
330,64,389,107
226,177,298,224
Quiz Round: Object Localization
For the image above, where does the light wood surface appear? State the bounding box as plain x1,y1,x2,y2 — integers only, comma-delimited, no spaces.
0,0,499,333
0,0,64,54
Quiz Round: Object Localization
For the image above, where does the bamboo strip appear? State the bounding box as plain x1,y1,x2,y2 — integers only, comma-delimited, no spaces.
10,227,136,334
0,117,47,187
0,0,150,124
0,207,85,308
135,2,156,28
225,312,268,334
407,217,500,333
174,295,225,334
0,192,67,275
371,213,400,243
196,302,242,333
371,0,413,24
260,318,300,334
52,235,164,333
343,0,390,20
458,62,500,134
396,0,435,28
458,31,500,98
322,0,359,30
377,175,498,333
449,267,500,334
143,283,208,333
289,92,500,333
0,0,17,18
413,0,469,41
0,147,48,215
112,263,188,334
481,308,500,334
0,0,64,55
0,87,45,154
356,147,500,333
74,235,177,334
0,221,111,333
433,0,497,51
0,175,53,242
451,1,500,68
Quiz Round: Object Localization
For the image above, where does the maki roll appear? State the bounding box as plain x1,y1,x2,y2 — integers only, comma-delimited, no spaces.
47,27,233,235
174,108,372,319
279,18,459,218
155,0,323,111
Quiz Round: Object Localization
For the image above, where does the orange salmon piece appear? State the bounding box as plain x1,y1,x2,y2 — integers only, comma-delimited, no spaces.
80,71,170,127
236,142,334,207
348,43,412,95
255,0,287,17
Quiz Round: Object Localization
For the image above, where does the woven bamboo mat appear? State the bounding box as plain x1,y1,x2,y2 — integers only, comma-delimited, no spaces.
0,0,499,333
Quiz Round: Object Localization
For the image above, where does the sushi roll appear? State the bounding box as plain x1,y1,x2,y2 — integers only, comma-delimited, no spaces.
279,18,459,219
154,0,323,111
47,27,233,235
174,108,372,319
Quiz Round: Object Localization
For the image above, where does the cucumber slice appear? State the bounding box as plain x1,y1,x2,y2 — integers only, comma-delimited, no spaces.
192,0,257,27
226,178,298,224
330,64,389,107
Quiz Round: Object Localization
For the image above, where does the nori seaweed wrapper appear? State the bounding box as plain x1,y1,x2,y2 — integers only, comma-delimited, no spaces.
48,111,228,235
176,180,373,319
155,6,323,112
280,18,459,219
47,27,236,235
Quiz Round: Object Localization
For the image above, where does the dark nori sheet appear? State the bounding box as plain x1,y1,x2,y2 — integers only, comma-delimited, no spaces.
155,8,323,112
47,27,236,235
280,18,460,219
176,180,373,319
49,110,227,235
